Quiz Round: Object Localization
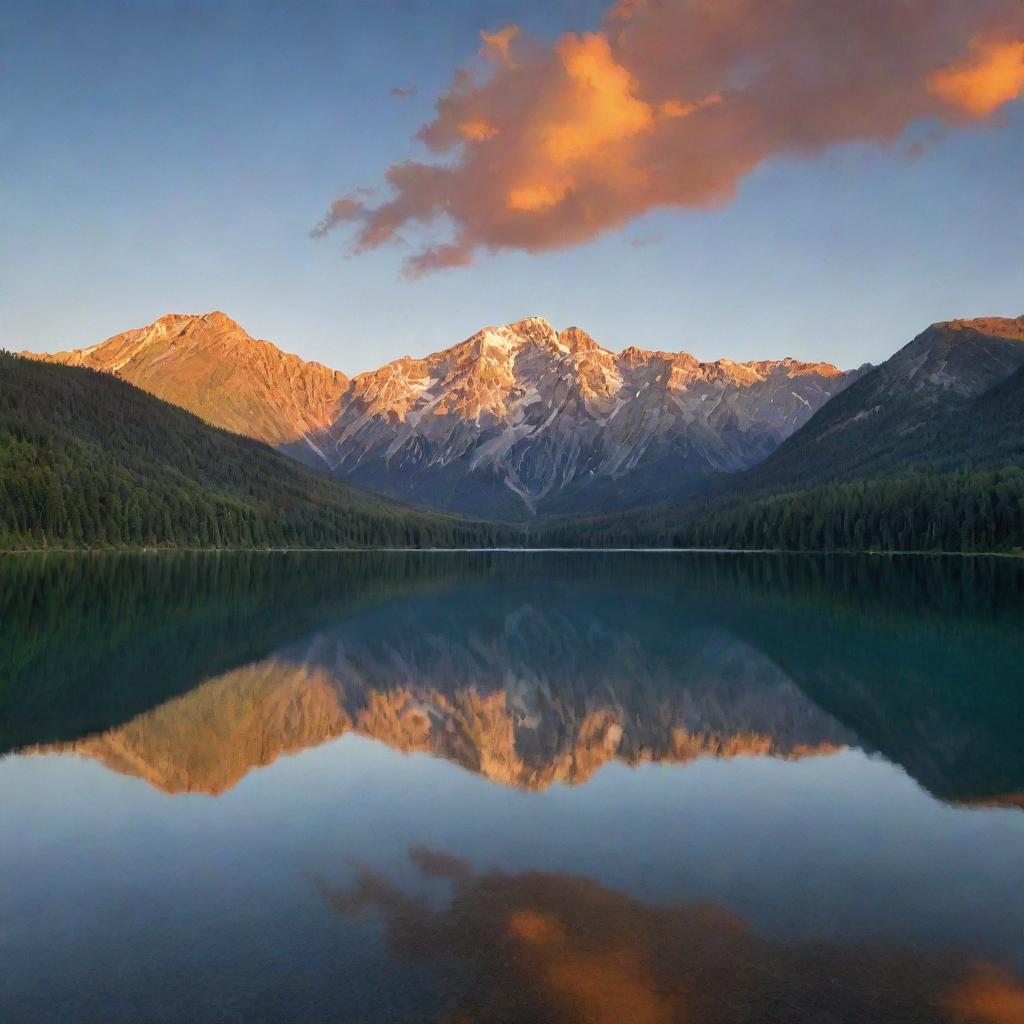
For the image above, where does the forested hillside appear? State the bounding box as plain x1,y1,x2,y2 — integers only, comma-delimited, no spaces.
742,317,1024,492
4,335,1024,554
0,354,509,550
532,319,1024,554
536,468,1024,553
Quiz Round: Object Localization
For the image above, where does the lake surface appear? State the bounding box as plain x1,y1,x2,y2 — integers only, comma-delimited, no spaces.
1,551,1023,1023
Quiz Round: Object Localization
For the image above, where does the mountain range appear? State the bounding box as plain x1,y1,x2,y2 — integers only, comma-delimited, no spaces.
29,312,858,518
528,313,1024,550
13,305,1024,550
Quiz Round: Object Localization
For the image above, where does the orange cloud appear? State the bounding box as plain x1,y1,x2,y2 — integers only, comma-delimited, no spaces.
545,32,654,162
946,964,1024,1024
309,192,371,239
324,849,1024,1024
929,37,1024,117
502,32,656,214
315,0,1024,275
660,93,721,119
508,182,570,212
458,119,498,141
607,0,647,22
481,25,520,66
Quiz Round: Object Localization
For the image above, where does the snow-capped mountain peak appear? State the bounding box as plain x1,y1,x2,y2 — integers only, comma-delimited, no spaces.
30,312,857,519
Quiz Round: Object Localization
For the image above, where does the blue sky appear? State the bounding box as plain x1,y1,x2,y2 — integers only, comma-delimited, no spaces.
4,0,1023,373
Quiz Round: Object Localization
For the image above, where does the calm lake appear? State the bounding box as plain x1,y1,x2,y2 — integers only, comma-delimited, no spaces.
1,551,1023,1023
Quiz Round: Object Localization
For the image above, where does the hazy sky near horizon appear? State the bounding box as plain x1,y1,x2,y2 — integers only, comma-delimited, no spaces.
4,0,1024,373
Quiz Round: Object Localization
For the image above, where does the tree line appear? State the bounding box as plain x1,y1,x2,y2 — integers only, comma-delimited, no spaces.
534,468,1024,553
0,353,508,550
3,353,1023,554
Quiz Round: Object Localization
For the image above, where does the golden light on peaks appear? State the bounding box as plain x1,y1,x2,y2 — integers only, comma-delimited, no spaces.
929,38,1024,117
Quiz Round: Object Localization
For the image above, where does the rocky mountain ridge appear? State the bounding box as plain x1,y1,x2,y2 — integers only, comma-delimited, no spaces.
314,316,853,516
29,312,854,518
30,311,349,453
742,314,1024,492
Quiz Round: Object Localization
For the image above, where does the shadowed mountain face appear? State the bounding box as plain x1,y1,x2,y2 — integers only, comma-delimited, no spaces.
319,848,1024,1024
28,312,852,517
7,552,1023,804
745,315,1024,491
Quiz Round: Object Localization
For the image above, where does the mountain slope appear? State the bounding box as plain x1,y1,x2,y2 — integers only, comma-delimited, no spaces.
0,354,506,550
929,358,1024,468
29,312,853,519
744,315,1024,490
532,315,1024,552
30,311,348,460
312,316,853,518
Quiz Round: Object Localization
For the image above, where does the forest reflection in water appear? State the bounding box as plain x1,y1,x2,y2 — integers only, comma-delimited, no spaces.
1,551,1023,1023
3,550,1023,804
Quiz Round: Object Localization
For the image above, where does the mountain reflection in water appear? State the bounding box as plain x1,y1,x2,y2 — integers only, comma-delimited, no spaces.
2,551,1024,1024
3,551,1023,803
28,605,853,794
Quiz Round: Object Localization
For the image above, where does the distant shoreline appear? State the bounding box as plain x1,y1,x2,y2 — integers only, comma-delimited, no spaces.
1,546,1022,559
